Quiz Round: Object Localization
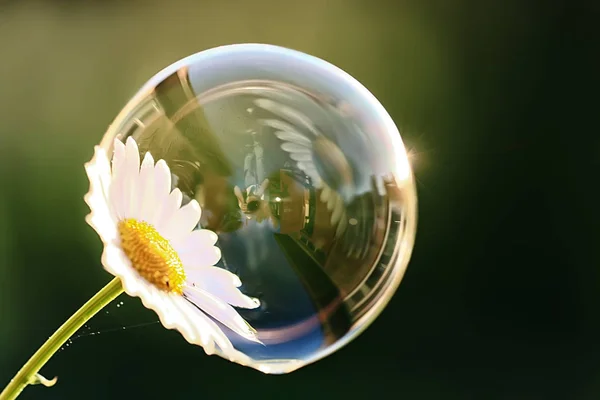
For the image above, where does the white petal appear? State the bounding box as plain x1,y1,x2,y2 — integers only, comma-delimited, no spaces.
172,297,225,354
138,152,158,224
84,207,116,244
120,272,237,357
281,142,311,154
84,147,111,201
156,293,196,339
172,229,218,258
125,136,141,174
177,229,218,248
184,286,261,343
199,283,260,309
109,139,127,219
290,152,312,162
136,284,172,323
100,246,156,301
331,195,345,225
116,271,248,360
146,159,173,229
162,296,208,347
100,244,133,277
160,200,201,244
154,160,172,200
311,177,323,189
185,267,259,309
111,138,126,175
179,302,237,357
123,279,249,360
186,266,242,287
154,188,183,233
254,98,316,134
95,149,112,206
114,265,201,346
123,137,141,219
326,190,337,211
274,130,312,146
320,186,331,203
85,211,118,245
136,286,210,350
179,245,221,268
261,118,296,132
84,146,118,244
297,161,316,174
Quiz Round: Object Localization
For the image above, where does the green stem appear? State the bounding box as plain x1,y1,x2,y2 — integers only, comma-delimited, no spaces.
0,278,124,400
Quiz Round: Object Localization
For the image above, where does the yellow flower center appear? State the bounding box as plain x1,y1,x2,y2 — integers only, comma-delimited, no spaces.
118,218,186,294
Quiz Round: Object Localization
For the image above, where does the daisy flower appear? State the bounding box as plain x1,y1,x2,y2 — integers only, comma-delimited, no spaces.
84,136,261,361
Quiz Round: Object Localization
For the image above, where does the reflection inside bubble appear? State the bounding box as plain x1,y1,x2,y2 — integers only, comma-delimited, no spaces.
102,44,416,373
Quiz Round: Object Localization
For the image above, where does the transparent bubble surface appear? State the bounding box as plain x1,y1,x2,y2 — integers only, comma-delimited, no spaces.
99,44,417,374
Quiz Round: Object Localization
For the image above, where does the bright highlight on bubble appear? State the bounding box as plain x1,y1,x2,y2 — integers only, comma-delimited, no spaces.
0,43,417,400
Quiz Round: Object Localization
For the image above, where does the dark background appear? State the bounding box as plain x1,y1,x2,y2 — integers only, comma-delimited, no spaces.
0,0,597,398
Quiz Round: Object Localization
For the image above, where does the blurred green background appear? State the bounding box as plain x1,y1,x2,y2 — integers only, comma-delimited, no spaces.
0,0,597,398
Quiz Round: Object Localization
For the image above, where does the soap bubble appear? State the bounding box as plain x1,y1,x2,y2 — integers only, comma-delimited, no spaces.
98,44,417,373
